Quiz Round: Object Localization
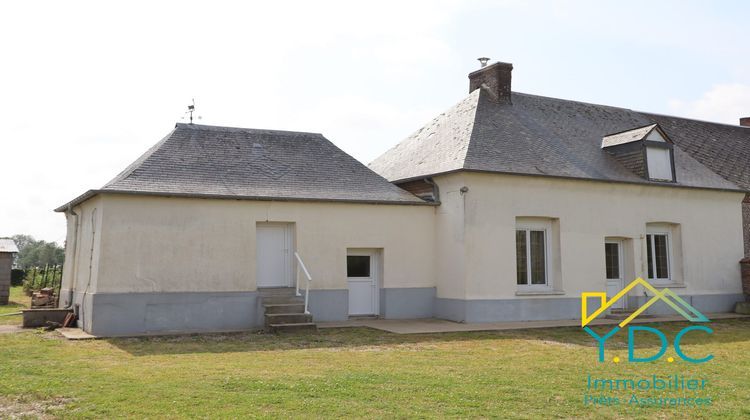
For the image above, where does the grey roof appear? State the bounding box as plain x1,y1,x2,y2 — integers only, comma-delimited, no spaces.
0,239,19,253
369,90,744,192
641,113,750,190
56,124,428,211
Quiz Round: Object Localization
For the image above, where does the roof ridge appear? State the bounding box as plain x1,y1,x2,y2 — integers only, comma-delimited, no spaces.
175,123,324,137
512,91,748,130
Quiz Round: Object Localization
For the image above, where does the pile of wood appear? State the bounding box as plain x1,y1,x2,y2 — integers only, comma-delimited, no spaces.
31,288,57,308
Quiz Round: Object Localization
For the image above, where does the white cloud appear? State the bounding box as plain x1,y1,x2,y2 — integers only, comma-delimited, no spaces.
668,84,750,125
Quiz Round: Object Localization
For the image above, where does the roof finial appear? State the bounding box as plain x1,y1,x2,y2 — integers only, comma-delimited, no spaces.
478,57,490,68
181,98,202,124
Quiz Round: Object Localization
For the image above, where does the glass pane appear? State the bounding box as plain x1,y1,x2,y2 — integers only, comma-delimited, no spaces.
646,235,654,279
516,230,527,285
605,243,620,279
530,230,546,285
654,234,670,279
347,256,370,277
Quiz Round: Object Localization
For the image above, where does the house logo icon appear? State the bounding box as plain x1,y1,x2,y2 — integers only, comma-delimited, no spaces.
581,278,713,363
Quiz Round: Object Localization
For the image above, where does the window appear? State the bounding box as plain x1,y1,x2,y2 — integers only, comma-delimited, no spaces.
646,147,673,181
516,228,547,286
646,233,670,282
604,242,620,279
346,255,371,277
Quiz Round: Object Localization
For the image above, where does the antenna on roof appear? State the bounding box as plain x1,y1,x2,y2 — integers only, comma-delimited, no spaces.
181,98,202,124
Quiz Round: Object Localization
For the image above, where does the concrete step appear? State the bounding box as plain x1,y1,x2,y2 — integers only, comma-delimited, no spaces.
263,303,306,314
265,313,312,327
268,322,317,333
261,295,304,305
258,287,297,296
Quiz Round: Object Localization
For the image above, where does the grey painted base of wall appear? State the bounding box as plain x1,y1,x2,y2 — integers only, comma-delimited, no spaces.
62,290,262,337
631,293,745,316
57,288,743,336
435,293,745,323
308,287,436,321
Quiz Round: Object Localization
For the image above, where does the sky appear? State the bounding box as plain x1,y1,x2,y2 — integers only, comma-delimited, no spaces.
1,0,749,244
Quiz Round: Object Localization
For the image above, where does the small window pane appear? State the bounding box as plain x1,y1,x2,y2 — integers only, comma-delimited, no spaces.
653,234,670,279
646,235,654,279
605,243,620,279
530,230,546,285
347,256,370,277
516,230,527,285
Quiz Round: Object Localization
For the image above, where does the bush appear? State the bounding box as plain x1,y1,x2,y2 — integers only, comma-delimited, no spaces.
10,269,25,286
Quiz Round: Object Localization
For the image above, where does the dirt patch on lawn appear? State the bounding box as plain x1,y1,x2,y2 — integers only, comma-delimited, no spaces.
0,396,72,419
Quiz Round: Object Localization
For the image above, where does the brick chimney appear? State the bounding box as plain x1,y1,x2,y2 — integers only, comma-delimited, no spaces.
468,60,513,103
740,117,750,127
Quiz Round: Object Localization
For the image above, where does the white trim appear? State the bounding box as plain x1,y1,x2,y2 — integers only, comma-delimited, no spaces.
645,229,672,284
515,218,553,291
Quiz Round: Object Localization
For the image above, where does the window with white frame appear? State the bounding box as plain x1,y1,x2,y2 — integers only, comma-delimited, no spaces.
646,231,671,282
516,220,551,288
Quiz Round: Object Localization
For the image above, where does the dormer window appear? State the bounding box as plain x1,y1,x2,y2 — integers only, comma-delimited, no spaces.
601,124,676,183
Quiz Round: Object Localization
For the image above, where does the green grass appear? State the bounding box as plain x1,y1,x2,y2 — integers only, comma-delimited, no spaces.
0,318,748,418
0,286,29,325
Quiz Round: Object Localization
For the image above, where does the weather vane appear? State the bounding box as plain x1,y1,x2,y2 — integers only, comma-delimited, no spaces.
182,99,202,124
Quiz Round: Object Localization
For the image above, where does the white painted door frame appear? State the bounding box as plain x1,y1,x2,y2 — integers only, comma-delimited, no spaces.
256,222,294,288
347,249,380,316
605,239,625,309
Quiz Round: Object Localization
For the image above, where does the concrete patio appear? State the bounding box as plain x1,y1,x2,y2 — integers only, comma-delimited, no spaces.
317,312,749,334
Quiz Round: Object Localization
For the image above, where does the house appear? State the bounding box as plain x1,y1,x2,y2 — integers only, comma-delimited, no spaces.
0,239,19,305
56,61,749,336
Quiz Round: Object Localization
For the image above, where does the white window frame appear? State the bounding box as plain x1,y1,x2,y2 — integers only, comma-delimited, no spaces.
515,219,552,291
646,229,672,284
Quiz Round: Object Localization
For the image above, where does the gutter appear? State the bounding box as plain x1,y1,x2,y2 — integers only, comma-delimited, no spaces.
54,189,439,212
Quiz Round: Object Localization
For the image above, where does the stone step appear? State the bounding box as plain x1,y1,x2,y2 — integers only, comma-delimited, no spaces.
268,322,317,333
265,313,312,327
261,295,304,305
263,303,306,314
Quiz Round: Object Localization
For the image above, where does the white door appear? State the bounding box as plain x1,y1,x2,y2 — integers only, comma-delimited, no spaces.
347,250,379,316
256,223,293,288
604,240,625,309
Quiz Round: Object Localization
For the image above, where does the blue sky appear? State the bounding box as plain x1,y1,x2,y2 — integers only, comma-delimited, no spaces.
1,0,749,243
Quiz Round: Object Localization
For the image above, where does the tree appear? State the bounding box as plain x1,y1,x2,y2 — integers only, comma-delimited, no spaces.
11,234,65,268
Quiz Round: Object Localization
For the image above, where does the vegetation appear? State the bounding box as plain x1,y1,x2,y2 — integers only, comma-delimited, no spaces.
9,234,64,269
0,318,748,418
0,287,29,326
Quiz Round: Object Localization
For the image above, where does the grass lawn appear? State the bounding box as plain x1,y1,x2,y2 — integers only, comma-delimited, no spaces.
0,286,29,325
0,317,748,418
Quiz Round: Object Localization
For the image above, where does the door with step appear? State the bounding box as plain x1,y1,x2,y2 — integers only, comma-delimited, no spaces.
347,249,379,316
604,239,625,309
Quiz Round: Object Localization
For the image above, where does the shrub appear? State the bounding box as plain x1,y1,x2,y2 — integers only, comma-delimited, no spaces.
10,269,25,286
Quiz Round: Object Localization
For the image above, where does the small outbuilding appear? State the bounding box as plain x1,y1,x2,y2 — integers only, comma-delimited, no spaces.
0,239,19,305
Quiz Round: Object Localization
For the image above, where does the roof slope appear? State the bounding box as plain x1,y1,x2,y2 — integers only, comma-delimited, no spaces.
640,113,750,190
0,239,19,253
57,123,427,210
369,90,743,192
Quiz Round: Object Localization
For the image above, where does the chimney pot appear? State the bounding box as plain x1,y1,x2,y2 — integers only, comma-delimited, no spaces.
740,117,750,127
468,61,513,103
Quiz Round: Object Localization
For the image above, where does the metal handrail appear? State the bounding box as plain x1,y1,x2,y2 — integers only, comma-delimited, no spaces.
294,252,312,315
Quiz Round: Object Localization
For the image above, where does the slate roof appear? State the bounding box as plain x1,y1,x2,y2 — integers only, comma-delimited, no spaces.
0,239,19,253
642,113,750,190
56,124,428,211
369,90,746,192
